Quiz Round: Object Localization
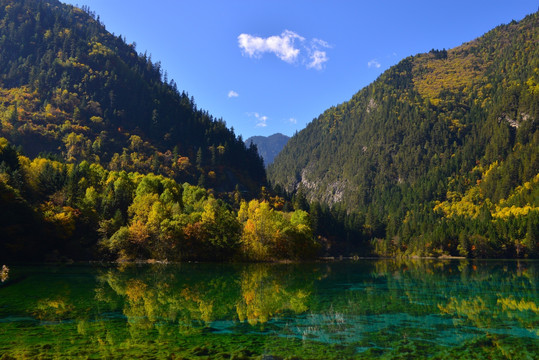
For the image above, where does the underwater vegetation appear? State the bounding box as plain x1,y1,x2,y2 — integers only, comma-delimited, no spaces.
0,260,537,359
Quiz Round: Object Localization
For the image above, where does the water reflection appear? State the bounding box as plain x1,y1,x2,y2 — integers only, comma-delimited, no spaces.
236,264,312,325
1,264,8,282
96,263,316,329
86,260,539,358
96,263,242,335
0,260,537,358
34,296,75,322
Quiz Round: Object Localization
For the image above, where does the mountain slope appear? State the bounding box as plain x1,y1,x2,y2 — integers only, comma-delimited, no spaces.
269,12,539,256
0,0,323,262
0,0,265,194
245,133,290,167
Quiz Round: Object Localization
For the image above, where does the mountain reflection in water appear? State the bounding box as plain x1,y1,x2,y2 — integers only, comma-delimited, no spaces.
0,260,537,359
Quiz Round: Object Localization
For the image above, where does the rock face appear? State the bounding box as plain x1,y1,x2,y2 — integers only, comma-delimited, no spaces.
245,133,290,167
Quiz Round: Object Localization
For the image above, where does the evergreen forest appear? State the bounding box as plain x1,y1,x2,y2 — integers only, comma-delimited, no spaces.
269,12,539,258
0,0,315,262
0,0,538,261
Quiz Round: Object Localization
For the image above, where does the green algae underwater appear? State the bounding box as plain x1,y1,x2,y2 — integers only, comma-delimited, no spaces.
0,260,538,359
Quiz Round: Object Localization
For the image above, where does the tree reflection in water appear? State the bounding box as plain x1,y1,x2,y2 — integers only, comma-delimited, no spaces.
95,263,317,331
0,260,537,359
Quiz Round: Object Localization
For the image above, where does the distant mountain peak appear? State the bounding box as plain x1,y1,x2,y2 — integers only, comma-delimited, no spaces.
245,133,290,167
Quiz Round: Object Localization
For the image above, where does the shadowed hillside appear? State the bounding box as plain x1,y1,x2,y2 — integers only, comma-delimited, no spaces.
0,0,265,194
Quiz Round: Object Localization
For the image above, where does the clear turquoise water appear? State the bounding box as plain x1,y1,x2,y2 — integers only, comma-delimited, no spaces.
0,260,537,359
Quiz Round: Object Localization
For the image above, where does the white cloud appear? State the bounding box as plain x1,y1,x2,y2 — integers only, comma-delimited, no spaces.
228,90,239,98
255,114,268,127
307,50,328,70
289,117,297,124
238,30,303,63
306,38,330,70
368,59,381,68
248,112,268,127
312,38,331,49
238,30,330,70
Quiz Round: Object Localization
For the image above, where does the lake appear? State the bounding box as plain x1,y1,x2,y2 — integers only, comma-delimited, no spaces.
0,260,537,359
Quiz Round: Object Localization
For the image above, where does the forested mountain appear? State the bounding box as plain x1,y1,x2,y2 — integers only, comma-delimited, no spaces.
0,0,323,262
245,133,290,167
0,0,265,193
1,0,537,261
269,12,539,257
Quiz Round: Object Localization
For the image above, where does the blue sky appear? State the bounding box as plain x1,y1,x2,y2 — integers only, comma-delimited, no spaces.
62,1,538,139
